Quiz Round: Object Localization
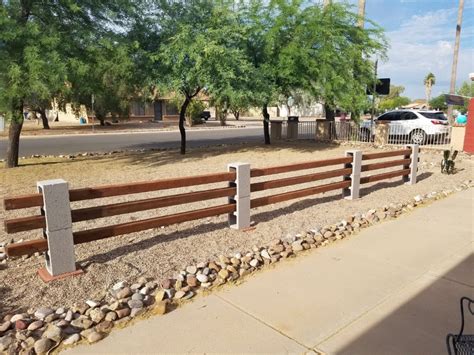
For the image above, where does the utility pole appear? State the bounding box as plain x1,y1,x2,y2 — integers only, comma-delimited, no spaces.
447,0,464,122
370,59,378,136
358,0,366,28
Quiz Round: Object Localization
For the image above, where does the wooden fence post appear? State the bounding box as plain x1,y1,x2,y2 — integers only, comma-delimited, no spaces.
228,163,251,229
343,150,362,199
404,144,419,185
36,179,81,282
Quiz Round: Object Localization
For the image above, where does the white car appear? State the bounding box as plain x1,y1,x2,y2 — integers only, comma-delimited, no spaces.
360,109,450,144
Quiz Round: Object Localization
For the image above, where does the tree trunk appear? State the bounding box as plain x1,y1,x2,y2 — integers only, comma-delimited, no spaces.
39,109,50,129
96,115,106,126
324,103,335,121
5,107,24,168
262,105,270,145
179,97,191,155
234,111,240,120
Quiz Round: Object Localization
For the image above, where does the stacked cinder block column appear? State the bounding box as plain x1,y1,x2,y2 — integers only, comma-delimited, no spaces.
343,150,362,200
37,179,80,281
404,144,419,185
228,163,251,229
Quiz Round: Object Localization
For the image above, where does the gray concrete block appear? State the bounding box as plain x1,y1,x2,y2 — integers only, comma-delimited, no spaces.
37,179,77,276
45,229,77,275
228,163,251,229
404,144,419,185
343,150,362,200
37,179,72,231
230,196,251,230
228,163,251,198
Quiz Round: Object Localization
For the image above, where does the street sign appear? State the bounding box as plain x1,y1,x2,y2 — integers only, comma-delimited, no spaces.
367,78,391,95
445,94,467,106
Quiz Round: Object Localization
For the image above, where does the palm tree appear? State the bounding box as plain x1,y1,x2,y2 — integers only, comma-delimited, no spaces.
358,0,366,28
424,73,436,107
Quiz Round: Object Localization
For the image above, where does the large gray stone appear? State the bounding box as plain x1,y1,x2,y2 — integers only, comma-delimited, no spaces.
34,338,54,354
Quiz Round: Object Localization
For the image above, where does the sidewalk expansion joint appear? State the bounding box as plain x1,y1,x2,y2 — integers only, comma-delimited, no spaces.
215,294,314,351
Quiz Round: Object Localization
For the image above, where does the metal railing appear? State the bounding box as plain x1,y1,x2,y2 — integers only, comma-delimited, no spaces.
274,120,453,150
328,121,452,149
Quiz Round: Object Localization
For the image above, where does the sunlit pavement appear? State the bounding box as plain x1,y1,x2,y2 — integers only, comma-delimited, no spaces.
63,190,473,354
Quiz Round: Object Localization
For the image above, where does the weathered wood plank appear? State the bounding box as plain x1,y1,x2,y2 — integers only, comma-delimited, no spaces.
250,180,351,208
360,169,410,184
361,149,411,161
250,157,352,177
361,158,411,172
250,168,351,192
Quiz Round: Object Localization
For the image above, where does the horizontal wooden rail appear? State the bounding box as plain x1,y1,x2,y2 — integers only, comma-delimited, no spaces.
250,168,351,192
3,215,46,234
3,193,43,211
360,169,410,184
361,149,411,161
4,187,236,234
3,172,235,211
361,158,411,173
250,157,352,178
6,204,236,257
250,180,351,208
5,239,48,257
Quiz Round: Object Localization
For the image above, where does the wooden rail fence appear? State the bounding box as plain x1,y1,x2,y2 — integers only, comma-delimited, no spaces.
2,145,419,280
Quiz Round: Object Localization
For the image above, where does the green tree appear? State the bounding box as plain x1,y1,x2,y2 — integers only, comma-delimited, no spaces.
456,80,474,112
239,0,313,144
68,39,139,126
429,94,448,111
379,96,410,111
155,0,253,154
240,1,386,143
310,3,387,120
379,85,411,111
0,1,137,168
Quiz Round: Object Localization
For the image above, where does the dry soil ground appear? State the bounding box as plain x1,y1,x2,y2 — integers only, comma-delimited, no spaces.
1,141,472,315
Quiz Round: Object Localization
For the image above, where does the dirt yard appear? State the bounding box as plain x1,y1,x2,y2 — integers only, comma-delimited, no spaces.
1,141,472,315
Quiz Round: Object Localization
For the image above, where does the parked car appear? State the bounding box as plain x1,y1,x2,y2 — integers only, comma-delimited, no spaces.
360,109,450,144
200,111,211,121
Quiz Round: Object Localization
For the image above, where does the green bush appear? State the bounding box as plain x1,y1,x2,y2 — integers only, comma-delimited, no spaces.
186,100,206,126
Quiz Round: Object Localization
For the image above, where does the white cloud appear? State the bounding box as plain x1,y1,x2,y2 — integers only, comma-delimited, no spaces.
378,6,474,99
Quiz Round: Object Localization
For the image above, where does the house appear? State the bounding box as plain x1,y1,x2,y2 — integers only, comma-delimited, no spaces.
402,100,428,110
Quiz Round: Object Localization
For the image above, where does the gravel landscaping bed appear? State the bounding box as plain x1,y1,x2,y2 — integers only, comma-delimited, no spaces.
1,142,473,316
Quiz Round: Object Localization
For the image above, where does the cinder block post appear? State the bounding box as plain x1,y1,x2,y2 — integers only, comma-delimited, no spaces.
228,163,251,229
343,150,362,200
37,179,78,281
404,144,419,185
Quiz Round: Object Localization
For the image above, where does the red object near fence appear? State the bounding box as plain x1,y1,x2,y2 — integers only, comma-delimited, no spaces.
463,98,474,153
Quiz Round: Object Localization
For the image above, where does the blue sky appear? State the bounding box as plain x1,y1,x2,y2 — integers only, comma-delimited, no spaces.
342,0,474,100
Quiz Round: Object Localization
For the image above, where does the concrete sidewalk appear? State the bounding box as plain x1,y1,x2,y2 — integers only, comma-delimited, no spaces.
63,190,473,354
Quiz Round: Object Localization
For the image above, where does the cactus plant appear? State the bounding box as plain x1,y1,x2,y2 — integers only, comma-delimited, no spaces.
441,149,458,174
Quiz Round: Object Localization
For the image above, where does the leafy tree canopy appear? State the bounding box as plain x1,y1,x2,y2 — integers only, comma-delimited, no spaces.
0,0,140,167
379,85,411,111
429,94,448,111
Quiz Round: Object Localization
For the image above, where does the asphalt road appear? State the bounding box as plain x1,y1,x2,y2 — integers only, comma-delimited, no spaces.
0,127,263,158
